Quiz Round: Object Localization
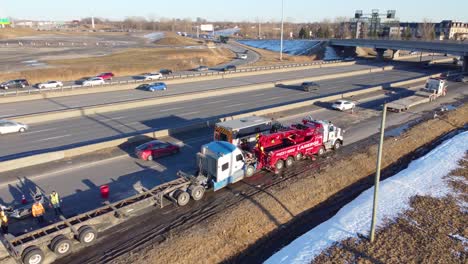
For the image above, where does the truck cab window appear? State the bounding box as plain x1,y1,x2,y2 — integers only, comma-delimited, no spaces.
222,163,229,171
236,154,243,161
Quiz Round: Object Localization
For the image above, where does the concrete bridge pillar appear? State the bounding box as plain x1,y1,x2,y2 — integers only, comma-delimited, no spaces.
392,49,400,59
375,48,386,61
463,56,468,73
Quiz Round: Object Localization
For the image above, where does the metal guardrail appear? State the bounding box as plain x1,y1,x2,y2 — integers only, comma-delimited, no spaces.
0,59,345,97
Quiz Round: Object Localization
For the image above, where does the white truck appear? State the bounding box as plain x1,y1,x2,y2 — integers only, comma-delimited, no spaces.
387,78,447,112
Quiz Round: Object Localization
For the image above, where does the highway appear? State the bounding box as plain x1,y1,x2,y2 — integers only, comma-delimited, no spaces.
0,67,440,161
0,63,386,118
1,81,466,236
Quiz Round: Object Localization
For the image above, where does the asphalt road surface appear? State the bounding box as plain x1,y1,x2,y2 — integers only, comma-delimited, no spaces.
1,63,387,118
1,81,465,238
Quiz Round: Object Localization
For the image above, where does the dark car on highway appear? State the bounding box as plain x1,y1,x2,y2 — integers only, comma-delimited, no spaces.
135,140,180,161
160,69,173,75
222,65,237,72
301,81,320,92
0,79,29,90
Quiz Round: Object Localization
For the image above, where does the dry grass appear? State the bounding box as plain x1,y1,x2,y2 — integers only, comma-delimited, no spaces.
154,32,203,46
235,42,317,67
0,28,125,40
112,105,468,263
313,156,468,264
0,47,234,83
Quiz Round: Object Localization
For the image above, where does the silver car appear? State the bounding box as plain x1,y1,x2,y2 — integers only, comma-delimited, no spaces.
0,120,28,134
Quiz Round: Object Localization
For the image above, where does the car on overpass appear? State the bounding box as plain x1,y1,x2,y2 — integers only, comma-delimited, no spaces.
81,77,105,86
137,82,167,92
332,100,356,111
0,79,29,90
96,72,115,80
135,140,180,161
0,119,28,135
36,80,63,89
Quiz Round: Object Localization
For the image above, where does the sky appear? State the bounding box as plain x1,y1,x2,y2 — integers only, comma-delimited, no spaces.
1,0,467,23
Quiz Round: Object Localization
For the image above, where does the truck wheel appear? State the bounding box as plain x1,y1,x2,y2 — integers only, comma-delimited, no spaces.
174,190,190,206
333,141,341,150
146,155,153,161
317,146,325,156
78,226,97,244
188,185,205,201
275,160,284,170
52,237,73,256
22,247,44,264
295,153,303,161
245,165,255,177
285,157,294,168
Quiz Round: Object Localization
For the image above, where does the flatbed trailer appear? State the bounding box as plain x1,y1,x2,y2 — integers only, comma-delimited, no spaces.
0,176,198,264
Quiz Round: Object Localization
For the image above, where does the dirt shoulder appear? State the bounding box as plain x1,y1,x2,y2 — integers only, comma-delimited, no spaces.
111,105,467,263
313,155,468,264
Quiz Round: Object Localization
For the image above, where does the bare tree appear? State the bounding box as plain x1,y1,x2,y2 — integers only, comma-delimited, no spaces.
419,18,435,40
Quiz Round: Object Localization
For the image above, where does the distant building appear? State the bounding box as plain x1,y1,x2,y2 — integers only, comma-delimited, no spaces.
13,20,71,30
436,20,468,40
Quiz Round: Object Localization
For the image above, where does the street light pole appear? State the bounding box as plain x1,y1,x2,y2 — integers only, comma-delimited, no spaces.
280,0,284,61
370,103,387,243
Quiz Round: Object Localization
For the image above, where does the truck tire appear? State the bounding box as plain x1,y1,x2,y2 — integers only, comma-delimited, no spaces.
147,155,153,161
52,237,73,256
22,246,44,264
245,165,255,177
285,156,294,168
333,141,341,150
77,226,97,244
188,185,205,201
317,146,325,156
275,160,284,170
174,190,190,206
295,153,303,161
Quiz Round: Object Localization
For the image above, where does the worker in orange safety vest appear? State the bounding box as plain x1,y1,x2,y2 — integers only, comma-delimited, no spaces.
0,209,8,234
32,201,45,224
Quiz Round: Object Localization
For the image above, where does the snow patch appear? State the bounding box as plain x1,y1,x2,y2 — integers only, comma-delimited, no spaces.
144,32,165,41
238,40,320,56
265,131,468,264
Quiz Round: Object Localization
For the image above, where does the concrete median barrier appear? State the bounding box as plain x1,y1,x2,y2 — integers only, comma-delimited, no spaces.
0,73,438,173
11,66,389,125
0,62,356,104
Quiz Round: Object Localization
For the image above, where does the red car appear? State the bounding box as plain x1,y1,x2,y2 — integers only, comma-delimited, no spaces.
135,140,180,161
96,72,114,80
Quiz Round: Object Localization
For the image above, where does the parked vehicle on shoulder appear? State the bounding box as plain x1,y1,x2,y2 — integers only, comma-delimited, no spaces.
160,69,173,75
0,119,28,135
237,53,248,60
139,72,163,80
195,66,209,71
456,74,468,83
82,77,105,86
0,79,29,90
331,100,356,111
301,81,320,92
222,65,237,71
138,82,167,92
135,140,180,161
96,72,114,80
36,80,63,89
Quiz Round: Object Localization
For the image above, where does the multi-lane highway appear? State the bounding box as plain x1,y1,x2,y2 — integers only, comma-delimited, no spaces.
1,63,386,118
0,66,440,160
1,80,465,234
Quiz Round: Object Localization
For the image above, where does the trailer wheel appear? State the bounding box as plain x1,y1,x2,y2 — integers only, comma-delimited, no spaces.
317,146,325,156
295,153,303,161
52,237,73,256
245,165,255,177
188,185,205,201
275,160,284,170
285,157,294,168
22,247,44,264
174,190,190,206
78,226,97,244
333,141,342,150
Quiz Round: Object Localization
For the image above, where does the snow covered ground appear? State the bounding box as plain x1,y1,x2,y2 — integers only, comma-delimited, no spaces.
143,32,165,41
265,131,468,264
237,40,320,56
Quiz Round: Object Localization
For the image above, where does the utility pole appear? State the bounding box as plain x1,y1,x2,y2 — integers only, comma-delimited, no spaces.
280,0,284,61
370,103,387,242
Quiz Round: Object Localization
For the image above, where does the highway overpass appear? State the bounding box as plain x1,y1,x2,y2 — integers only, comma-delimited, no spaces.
330,39,468,72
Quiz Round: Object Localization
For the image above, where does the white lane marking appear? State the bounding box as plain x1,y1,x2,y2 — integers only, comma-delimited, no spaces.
24,127,58,135
100,116,127,122
225,103,246,108
179,111,200,116
251,93,265,97
261,96,282,102
33,134,71,142
204,99,229,105
159,107,183,112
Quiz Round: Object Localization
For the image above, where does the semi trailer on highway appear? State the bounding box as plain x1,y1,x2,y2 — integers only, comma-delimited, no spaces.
0,117,342,264
387,78,447,112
